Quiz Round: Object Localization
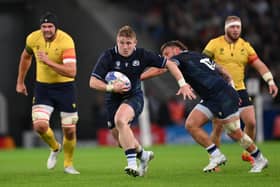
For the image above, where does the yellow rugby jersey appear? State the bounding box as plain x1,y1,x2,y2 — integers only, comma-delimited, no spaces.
25,29,76,83
203,36,258,90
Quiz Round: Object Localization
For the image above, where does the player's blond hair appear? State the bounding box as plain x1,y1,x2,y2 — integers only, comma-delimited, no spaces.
117,25,137,39
225,15,241,25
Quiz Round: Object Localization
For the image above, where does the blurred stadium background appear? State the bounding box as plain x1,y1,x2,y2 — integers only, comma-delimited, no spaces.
0,0,280,148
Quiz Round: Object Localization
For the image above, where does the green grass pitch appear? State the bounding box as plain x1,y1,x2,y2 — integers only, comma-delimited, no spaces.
0,142,279,187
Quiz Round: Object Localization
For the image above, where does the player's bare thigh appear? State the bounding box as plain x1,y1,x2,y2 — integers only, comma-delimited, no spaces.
185,108,210,129
240,105,256,126
114,103,135,128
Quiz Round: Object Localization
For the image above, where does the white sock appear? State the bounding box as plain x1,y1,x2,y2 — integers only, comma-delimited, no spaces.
141,150,149,161
211,149,221,157
125,149,137,167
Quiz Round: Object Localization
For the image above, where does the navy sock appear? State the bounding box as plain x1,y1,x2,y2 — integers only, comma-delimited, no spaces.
250,149,260,158
137,150,143,159
206,144,217,154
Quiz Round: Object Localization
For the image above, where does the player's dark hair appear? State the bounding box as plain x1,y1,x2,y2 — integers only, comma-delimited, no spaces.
160,40,188,53
40,11,58,29
117,25,136,38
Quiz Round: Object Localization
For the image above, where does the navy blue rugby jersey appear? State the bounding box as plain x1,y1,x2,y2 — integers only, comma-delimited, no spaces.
92,46,166,98
171,51,229,99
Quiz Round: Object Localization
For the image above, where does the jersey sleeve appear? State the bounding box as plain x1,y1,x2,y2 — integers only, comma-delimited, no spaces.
25,34,34,55
62,36,76,64
170,57,180,66
62,48,76,64
143,50,166,68
202,39,215,59
245,42,258,64
91,51,110,81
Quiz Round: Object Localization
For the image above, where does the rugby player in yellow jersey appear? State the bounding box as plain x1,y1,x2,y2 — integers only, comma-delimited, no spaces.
203,15,278,165
16,12,80,174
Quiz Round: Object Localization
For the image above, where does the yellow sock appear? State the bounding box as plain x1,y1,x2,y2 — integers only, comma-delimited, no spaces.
63,136,76,167
40,128,59,151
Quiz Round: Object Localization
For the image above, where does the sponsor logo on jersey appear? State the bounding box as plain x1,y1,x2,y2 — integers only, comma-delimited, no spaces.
132,60,140,66
115,61,121,69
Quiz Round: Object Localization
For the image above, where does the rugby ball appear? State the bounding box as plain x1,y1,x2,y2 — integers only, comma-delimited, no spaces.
105,71,131,90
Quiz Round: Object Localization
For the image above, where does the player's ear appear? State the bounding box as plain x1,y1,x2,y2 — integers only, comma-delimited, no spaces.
175,47,181,54
116,36,121,44
134,39,138,45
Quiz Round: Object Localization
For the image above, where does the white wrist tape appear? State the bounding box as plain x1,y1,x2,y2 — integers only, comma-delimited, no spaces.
262,72,275,85
106,84,114,92
178,78,187,87
268,80,276,86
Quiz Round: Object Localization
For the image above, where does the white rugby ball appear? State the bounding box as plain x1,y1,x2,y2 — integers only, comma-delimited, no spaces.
105,71,131,90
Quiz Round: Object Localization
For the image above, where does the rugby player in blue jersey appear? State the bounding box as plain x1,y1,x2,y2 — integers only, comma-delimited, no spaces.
89,26,192,177
141,40,268,173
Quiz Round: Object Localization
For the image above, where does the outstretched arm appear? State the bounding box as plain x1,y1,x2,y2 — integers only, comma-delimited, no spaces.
165,60,196,100
140,67,167,80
